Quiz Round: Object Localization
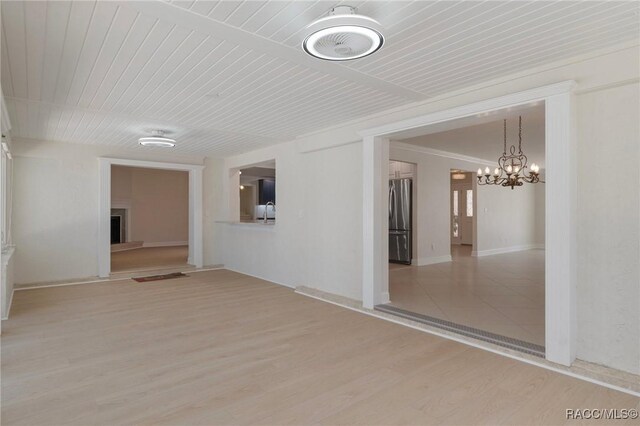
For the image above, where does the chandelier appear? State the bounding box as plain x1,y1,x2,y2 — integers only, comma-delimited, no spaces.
477,116,543,189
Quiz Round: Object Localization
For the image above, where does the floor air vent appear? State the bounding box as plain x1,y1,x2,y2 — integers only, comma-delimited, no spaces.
375,304,545,358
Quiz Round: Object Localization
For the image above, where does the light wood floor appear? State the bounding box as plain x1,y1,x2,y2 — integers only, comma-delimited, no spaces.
390,245,545,345
2,270,637,425
110,245,189,273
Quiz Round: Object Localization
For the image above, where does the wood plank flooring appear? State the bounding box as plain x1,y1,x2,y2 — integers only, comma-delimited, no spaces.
110,245,189,272
2,270,638,425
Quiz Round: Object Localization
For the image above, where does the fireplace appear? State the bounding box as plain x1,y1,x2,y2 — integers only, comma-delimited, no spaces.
110,208,127,244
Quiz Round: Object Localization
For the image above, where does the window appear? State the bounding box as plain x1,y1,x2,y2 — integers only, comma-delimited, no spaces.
452,190,459,238
466,189,473,217
453,190,459,216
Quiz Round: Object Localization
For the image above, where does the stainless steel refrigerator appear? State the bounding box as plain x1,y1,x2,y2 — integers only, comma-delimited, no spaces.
389,178,412,264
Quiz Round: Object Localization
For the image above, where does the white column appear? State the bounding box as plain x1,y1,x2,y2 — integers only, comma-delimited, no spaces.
189,168,204,268
545,91,577,366
363,136,389,308
98,159,111,278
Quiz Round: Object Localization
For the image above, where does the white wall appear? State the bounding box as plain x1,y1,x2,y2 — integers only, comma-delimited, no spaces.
475,183,541,255
302,142,363,300
210,139,365,300
220,142,306,289
534,182,545,246
576,82,639,374
111,166,189,245
111,165,132,201
211,44,639,374
12,139,203,284
203,157,225,268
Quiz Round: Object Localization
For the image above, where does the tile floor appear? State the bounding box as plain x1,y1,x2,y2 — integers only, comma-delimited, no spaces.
389,245,545,345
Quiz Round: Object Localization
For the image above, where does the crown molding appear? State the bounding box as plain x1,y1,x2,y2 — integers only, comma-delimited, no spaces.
391,141,495,167
299,41,637,143
359,80,576,138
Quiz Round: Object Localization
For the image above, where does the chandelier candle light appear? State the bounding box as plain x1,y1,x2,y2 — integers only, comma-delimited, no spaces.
477,116,543,190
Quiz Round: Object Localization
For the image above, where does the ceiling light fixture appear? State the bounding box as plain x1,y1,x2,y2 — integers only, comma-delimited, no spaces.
302,6,384,61
138,130,176,148
451,172,467,180
477,116,543,189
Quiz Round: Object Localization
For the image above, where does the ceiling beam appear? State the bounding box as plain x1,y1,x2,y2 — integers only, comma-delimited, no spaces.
123,1,426,102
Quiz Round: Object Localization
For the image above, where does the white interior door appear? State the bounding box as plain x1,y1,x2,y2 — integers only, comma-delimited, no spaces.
451,183,473,245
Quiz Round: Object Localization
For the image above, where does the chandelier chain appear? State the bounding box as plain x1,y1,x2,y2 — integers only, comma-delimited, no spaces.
518,115,523,154
503,119,507,155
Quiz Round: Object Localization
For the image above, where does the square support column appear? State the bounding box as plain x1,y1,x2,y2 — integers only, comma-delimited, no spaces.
363,135,389,308
544,92,577,365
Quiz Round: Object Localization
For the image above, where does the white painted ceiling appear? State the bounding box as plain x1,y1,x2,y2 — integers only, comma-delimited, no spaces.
398,104,546,167
1,1,638,157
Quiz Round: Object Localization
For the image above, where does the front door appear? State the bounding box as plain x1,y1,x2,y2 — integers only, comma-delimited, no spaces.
451,183,473,245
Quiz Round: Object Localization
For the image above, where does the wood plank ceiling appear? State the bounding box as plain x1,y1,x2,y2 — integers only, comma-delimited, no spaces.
1,1,638,156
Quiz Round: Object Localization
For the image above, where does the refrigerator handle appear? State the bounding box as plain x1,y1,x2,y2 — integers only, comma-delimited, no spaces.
388,184,392,219
389,184,395,220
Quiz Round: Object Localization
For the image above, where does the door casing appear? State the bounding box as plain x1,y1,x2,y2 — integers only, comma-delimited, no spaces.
361,81,577,367
98,158,204,277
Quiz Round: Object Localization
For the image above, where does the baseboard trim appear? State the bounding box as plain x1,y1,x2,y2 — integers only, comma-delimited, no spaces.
472,244,545,257
14,265,225,291
142,241,188,248
110,241,144,252
414,255,452,266
223,267,296,290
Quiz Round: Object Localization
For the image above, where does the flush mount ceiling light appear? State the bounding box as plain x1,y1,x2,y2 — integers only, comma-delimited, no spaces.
451,172,467,180
302,6,384,61
138,130,176,148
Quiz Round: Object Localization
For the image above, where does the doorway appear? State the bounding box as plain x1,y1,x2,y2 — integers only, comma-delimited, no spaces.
98,158,204,277
384,107,546,353
109,165,190,273
450,170,474,247
363,81,577,366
